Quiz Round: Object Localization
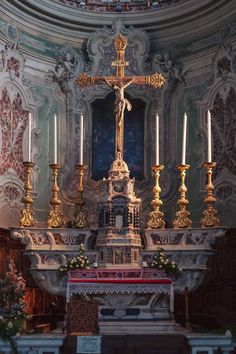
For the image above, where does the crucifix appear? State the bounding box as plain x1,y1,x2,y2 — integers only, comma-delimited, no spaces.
76,34,166,160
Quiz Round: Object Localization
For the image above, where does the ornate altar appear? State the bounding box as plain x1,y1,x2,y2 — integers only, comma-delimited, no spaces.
11,21,226,336
66,268,174,334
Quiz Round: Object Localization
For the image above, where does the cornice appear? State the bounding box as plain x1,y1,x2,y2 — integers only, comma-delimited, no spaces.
1,0,236,48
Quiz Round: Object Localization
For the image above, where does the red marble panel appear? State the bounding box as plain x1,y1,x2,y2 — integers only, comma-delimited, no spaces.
0,87,29,180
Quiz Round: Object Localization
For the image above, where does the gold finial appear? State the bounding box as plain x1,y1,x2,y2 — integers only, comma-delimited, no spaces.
114,34,128,51
146,73,166,89
76,73,94,88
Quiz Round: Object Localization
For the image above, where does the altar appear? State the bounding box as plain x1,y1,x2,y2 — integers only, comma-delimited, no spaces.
9,23,228,350
66,268,175,335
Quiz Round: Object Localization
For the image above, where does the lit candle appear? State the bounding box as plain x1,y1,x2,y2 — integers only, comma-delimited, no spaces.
207,110,212,163
155,113,159,165
181,113,187,165
79,113,83,165
53,113,57,164
28,112,31,162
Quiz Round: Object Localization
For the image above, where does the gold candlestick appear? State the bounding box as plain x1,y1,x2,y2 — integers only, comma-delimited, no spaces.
173,164,192,228
20,162,37,227
72,164,88,228
147,165,165,229
201,162,219,227
47,164,64,228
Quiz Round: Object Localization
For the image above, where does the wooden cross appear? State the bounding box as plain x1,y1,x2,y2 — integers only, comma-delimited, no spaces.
76,34,165,161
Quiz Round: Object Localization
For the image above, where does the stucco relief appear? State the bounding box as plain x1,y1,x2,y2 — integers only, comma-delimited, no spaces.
0,87,29,180
47,47,81,95
0,40,40,226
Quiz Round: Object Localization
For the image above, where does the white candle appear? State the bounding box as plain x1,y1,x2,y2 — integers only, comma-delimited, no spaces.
79,113,83,165
28,113,31,162
155,113,159,165
53,113,57,164
181,113,187,165
207,110,212,163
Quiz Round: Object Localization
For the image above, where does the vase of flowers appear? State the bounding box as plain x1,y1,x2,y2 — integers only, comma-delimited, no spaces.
0,258,31,354
59,243,90,274
149,247,181,277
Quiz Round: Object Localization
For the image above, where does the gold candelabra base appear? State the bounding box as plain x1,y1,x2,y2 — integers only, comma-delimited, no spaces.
147,165,165,229
201,162,219,227
47,164,64,228
20,161,37,227
72,164,88,228
173,164,192,228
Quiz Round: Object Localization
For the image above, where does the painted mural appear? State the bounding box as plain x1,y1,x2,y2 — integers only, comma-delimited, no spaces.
91,92,145,180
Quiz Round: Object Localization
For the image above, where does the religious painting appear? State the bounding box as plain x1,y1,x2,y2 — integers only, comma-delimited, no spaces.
92,92,145,180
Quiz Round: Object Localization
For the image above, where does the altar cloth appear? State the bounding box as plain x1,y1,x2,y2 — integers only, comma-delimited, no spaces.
66,268,173,301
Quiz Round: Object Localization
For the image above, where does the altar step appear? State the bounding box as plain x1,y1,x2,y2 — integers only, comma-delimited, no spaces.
62,334,189,354
99,320,182,335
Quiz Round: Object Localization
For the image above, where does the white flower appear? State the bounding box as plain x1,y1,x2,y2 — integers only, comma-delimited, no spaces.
7,322,13,328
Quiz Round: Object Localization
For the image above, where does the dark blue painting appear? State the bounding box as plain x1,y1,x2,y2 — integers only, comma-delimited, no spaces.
92,91,145,180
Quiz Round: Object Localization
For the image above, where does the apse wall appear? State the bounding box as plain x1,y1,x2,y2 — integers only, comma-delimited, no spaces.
0,0,235,228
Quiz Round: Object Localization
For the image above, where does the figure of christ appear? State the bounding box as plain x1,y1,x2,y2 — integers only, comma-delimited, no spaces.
76,34,166,163
104,78,133,157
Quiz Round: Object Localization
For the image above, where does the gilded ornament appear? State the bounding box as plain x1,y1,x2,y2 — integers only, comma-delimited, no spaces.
173,164,192,228
72,164,88,228
47,164,64,228
201,162,219,227
75,34,166,161
114,34,128,51
145,73,166,89
147,165,165,229
76,73,93,87
20,162,37,227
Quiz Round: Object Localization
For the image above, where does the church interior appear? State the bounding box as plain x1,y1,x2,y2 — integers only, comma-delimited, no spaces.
0,0,236,353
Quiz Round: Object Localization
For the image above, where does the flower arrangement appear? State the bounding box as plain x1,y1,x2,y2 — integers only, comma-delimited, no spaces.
0,258,31,354
149,248,181,277
59,243,90,274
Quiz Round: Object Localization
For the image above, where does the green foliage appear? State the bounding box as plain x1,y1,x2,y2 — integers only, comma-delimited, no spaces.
0,258,30,353
149,248,181,277
59,243,90,273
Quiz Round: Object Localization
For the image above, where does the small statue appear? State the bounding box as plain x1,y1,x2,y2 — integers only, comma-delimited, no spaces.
47,50,78,94
154,52,187,85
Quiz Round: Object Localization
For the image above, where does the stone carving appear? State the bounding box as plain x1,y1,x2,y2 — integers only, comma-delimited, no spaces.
212,87,236,177
47,48,80,95
0,177,22,208
12,228,92,250
153,51,188,85
86,18,149,76
212,41,232,81
0,42,25,80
